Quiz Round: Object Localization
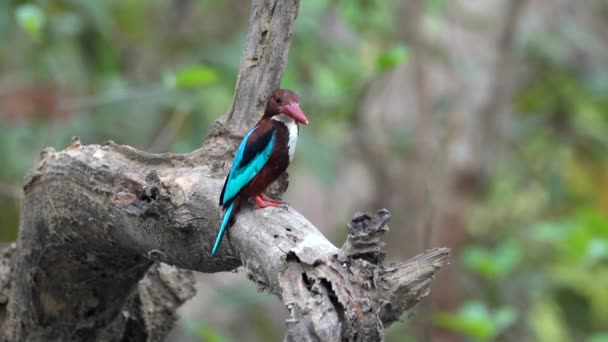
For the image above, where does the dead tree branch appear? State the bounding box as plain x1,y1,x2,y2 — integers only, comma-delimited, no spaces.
0,0,449,341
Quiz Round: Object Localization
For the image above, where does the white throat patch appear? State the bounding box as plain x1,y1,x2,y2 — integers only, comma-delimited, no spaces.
272,114,299,161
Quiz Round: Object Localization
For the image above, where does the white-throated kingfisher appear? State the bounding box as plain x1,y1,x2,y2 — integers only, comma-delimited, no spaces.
212,89,309,256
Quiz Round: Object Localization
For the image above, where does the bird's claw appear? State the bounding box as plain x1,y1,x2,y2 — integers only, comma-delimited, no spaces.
254,194,288,210
260,193,283,204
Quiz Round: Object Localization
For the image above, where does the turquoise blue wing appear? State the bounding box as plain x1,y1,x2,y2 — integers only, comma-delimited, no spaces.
219,125,276,206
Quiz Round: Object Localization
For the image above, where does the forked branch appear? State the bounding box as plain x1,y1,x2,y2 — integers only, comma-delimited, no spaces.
0,0,449,341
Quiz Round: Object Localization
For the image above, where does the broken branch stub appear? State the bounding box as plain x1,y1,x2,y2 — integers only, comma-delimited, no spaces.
342,209,391,262
0,0,451,340
276,209,450,341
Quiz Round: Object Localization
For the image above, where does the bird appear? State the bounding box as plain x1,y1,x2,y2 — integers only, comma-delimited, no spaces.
212,89,309,256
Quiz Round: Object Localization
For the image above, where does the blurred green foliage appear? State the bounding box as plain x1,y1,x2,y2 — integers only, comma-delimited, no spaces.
434,301,517,341
166,65,219,89
0,0,406,340
1,1,608,341
15,4,45,42
185,320,228,342
376,45,410,72
461,239,522,282
444,18,608,341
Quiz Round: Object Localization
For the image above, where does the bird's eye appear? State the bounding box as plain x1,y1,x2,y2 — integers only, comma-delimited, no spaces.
276,97,282,104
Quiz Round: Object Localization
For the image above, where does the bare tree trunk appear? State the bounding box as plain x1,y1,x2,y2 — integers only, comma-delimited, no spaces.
0,1,449,341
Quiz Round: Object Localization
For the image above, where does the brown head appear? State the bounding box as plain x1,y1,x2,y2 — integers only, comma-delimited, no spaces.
263,89,308,125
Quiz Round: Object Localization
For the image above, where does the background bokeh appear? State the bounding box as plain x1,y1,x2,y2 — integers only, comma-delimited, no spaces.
1,0,608,341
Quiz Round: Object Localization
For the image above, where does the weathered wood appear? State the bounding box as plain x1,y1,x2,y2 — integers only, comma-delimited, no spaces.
225,0,300,135
0,0,449,341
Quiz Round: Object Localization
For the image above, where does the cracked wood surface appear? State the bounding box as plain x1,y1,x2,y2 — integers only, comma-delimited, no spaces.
0,0,449,341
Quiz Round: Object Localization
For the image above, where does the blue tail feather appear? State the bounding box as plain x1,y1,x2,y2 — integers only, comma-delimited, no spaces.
212,201,235,256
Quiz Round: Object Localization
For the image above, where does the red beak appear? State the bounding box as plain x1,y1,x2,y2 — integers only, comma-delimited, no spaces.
281,102,309,125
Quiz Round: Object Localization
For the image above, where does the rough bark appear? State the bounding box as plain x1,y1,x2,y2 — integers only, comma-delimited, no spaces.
0,0,449,341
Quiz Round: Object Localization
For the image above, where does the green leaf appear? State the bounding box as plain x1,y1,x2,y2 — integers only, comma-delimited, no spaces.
376,45,409,72
462,247,498,280
578,209,608,239
15,4,45,42
587,333,608,342
434,313,495,340
461,240,521,281
434,301,518,340
530,221,570,242
493,240,523,278
493,307,518,332
554,209,608,265
185,320,227,342
585,238,608,265
529,299,570,342
460,301,491,320
165,66,219,89
434,302,495,340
